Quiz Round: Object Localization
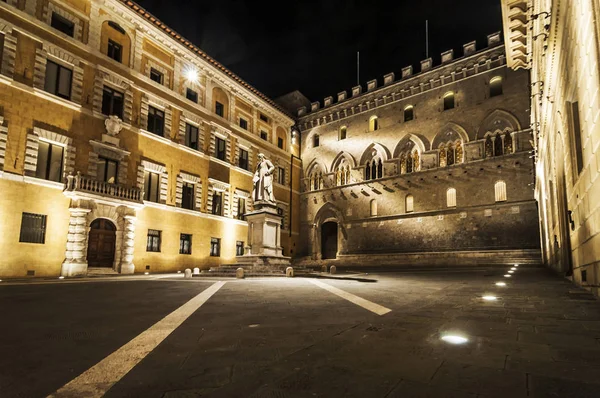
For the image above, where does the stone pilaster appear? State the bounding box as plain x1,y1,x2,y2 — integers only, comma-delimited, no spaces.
118,215,136,274
61,207,91,276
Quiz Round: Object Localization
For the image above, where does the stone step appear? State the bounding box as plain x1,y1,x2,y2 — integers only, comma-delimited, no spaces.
87,267,119,276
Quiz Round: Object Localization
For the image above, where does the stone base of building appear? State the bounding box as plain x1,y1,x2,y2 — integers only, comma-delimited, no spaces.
236,254,292,269
60,261,88,277
294,249,541,268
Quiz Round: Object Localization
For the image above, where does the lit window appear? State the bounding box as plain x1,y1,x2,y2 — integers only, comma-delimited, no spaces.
490,76,503,97
495,181,507,202
182,182,195,210
150,68,163,84
239,149,249,170
98,157,118,184
277,166,285,185
447,188,457,207
44,60,72,100
19,213,47,244
101,86,124,118
370,199,378,216
215,137,226,160
107,39,122,63
50,13,74,37
36,140,64,182
215,101,224,117
146,229,161,252
212,191,223,215
147,106,165,136
186,88,198,103
443,92,455,110
404,106,414,122
313,134,320,147
340,126,347,140
185,123,199,150
406,194,414,213
369,116,379,131
179,234,192,255
210,237,221,256
236,241,244,256
240,118,248,130
143,171,160,202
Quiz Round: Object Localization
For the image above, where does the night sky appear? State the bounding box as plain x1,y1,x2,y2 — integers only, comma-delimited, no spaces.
135,0,503,102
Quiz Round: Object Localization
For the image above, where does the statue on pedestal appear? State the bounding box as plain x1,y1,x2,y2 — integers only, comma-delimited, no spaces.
252,153,276,204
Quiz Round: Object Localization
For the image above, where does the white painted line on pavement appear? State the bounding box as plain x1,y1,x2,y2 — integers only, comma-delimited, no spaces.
48,281,226,398
308,279,391,316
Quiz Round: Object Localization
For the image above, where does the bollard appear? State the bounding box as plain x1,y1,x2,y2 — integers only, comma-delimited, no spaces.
193,267,200,275
330,265,337,274
236,267,245,279
184,268,192,279
286,267,294,277
321,264,328,273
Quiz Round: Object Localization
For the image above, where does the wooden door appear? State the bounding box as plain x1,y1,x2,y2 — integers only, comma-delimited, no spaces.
87,219,116,267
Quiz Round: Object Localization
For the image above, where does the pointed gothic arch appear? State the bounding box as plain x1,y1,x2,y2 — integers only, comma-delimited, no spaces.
476,109,521,139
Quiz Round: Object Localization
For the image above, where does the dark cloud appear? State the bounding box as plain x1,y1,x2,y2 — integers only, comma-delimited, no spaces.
136,0,502,101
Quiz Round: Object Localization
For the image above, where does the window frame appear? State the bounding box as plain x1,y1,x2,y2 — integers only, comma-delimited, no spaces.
98,156,119,184
107,39,123,63
260,130,268,141
185,123,199,150
404,106,414,122
239,118,248,130
443,92,455,111
35,140,64,183
215,137,226,160
239,148,249,170
277,136,284,149
50,12,75,37
236,241,244,256
210,237,221,257
237,197,246,220
181,182,195,210
44,60,73,100
146,229,161,252
143,171,161,202
339,126,347,140
19,212,47,244
101,86,124,119
179,233,192,255
277,166,285,185
215,101,224,117
186,88,198,103
147,106,165,136
150,68,163,84
212,191,223,215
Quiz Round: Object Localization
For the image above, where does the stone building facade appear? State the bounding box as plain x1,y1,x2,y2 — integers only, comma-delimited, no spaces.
296,35,541,266
0,0,299,277
502,0,600,295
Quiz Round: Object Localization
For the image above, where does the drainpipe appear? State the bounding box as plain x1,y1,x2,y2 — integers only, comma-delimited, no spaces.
289,127,301,238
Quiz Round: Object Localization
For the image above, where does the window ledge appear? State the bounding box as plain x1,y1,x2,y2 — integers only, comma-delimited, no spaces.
23,176,65,190
33,88,82,111
209,156,232,168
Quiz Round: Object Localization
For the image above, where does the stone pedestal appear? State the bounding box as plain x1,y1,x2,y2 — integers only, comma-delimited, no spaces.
236,201,291,269
118,214,136,274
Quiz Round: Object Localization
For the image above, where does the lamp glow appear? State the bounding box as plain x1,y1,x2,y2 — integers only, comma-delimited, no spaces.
482,295,498,301
58,276,65,279
441,335,468,344
495,282,506,286
514,264,519,267
508,270,514,274
184,66,199,83
144,272,149,275
504,274,512,278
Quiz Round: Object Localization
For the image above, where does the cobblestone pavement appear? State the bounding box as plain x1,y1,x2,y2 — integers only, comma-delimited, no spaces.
1,266,599,397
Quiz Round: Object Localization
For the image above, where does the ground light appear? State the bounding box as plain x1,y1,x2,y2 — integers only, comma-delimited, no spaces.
496,282,507,286
504,274,512,278
58,276,64,280
514,264,519,267
482,295,498,301
144,272,149,275
511,267,516,270
508,270,514,274
441,335,469,344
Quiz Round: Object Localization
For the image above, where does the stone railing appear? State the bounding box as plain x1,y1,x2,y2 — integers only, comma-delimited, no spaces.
64,172,143,203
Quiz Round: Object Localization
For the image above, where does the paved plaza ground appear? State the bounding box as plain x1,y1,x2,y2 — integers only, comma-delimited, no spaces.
1,266,600,397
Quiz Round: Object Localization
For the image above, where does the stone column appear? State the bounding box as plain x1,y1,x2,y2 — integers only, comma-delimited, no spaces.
118,214,136,274
61,207,91,277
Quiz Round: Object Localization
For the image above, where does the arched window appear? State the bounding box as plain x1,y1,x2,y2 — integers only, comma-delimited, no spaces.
370,199,378,216
490,76,503,97
377,159,383,179
439,145,447,167
369,116,379,132
313,134,320,147
447,188,457,207
494,133,504,156
310,170,324,191
504,132,513,154
443,92,455,110
412,150,420,172
404,106,414,122
447,144,455,166
485,135,494,158
345,166,350,184
335,164,350,186
495,181,507,202
365,162,371,180
335,168,341,186
370,160,377,180
339,126,347,140
455,142,463,163
405,194,414,213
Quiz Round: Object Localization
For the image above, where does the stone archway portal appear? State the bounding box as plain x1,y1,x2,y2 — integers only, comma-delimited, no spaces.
321,221,338,260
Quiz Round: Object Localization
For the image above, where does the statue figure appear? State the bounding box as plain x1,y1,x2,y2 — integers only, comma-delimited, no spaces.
252,153,275,203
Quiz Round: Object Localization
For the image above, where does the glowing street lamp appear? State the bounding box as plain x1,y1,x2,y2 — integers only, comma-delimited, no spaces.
184,65,199,83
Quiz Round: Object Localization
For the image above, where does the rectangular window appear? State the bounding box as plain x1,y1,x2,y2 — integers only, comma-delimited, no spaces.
260,131,268,141
147,106,165,136
212,191,223,215
143,171,160,202
340,126,347,140
237,197,246,220
236,241,244,256
98,157,118,184
406,195,414,213
215,137,226,160
277,137,284,149
182,182,195,210
186,88,198,103
215,101,224,117
277,207,285,228
239,118,248,130
51,12,74,37
185,123,199,150
259,113,269,122
44,60,72,100
150,68,163,84
179,233,192,255
107,39,122,63
101,86,124,119
277,166,285,185
210,237,221,257
146,229,161,252
239,149,249,170
19,213,47,244
570,101,584,176
35,140,64,182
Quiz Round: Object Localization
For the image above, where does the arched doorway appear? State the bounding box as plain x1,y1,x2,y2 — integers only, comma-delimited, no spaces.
87,219,116,267
321,221,338,259
554,137,573,274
